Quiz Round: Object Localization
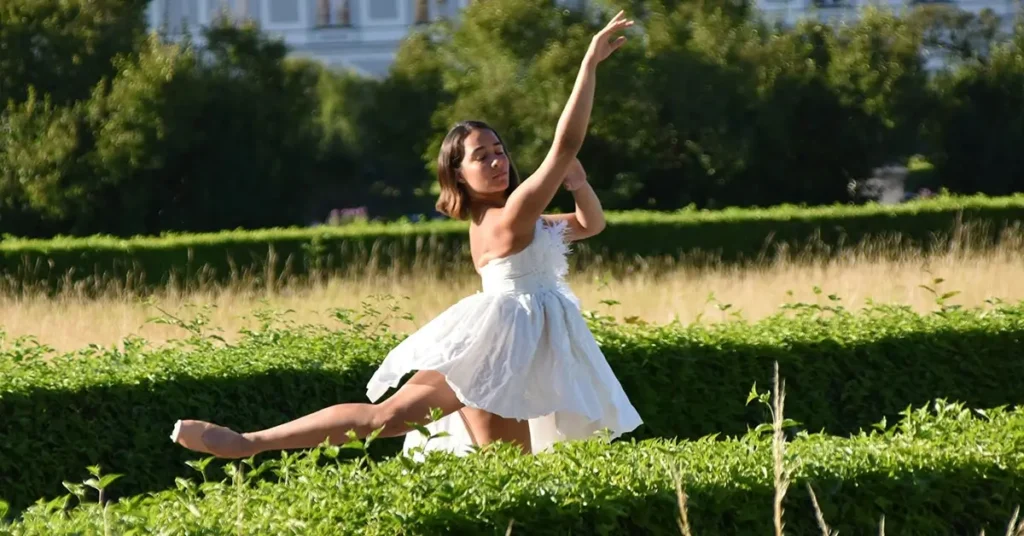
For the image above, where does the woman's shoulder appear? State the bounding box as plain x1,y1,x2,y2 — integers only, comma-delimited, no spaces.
469,209,541,262
472,207,540,240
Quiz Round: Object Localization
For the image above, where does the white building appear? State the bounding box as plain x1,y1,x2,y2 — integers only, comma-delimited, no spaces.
147,0,1021,77
759,0,1019,27
150,0,579,76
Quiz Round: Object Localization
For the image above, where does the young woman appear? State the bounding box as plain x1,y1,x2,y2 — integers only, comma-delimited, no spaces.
171,10,642,459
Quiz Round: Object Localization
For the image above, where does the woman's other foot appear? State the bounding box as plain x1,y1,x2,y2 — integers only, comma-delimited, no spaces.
170,419,257,459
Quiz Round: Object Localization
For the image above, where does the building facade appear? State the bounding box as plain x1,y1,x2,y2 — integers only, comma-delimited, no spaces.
758,0,1018,26
147,0,1021,77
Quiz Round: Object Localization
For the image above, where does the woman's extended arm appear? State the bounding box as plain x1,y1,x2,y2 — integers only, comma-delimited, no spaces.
501,11,632,235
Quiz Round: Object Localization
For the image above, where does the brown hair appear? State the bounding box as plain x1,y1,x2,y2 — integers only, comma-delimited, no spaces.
435,120,520,220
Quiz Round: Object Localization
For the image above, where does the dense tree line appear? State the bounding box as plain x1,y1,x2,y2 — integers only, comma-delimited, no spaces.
1,0,1021,237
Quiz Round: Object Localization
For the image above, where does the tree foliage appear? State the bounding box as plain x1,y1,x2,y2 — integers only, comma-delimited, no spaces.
0,0,1022,237
0,0,148,107
928,23,1024,196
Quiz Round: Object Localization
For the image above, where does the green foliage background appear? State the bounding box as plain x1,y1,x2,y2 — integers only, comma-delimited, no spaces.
1,0,1023,239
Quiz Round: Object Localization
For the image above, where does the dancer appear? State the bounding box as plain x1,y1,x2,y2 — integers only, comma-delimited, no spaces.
171,10,642,459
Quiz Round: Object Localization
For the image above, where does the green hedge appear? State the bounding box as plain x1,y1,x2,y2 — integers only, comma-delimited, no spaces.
2,300,1023,515
4,402,1024,534
2,194,1023,292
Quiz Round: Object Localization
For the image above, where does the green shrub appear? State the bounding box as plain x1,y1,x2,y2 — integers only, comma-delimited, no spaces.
4,401,1024,534
2,194,1023,293
1,298,1023,514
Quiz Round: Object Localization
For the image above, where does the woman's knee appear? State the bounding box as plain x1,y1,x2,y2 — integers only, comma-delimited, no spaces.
367,404,398,434
368,402,434,436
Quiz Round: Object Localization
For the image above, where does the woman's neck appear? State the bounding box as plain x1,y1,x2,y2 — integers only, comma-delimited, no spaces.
469,193,506,222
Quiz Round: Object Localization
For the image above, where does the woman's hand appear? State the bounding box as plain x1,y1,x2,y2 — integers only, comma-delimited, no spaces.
585,11,634,66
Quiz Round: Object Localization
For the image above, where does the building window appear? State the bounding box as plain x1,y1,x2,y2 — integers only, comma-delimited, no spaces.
202,0,254,22
260,0,305,29
267,0,299,23
315,0,351,27
360,0,405,25
369,0,398,19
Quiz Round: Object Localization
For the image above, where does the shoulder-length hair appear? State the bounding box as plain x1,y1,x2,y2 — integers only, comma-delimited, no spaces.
435,120,521,220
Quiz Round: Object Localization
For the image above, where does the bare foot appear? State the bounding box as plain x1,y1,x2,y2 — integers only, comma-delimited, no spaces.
170,419,257,459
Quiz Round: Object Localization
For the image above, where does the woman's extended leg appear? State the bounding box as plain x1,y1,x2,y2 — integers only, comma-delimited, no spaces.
172,370,464,459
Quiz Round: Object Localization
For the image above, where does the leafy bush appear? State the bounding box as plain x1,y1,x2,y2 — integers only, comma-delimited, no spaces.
1,297,1023,515
3,400,1023,534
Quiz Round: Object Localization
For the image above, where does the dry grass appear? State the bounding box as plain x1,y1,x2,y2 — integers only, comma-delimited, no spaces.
1,240,1022,352
773,361,791,536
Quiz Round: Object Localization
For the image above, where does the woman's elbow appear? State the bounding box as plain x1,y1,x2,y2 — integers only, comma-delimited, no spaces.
582,220,606,239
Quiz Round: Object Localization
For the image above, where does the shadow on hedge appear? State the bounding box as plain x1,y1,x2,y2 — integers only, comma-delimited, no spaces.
403,461,1023,535
2,323,1022,516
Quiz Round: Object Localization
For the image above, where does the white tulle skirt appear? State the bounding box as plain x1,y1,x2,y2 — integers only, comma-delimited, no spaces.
365,283,643,456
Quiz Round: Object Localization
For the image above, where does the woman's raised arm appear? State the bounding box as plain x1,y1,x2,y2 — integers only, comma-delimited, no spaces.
501,11,633,234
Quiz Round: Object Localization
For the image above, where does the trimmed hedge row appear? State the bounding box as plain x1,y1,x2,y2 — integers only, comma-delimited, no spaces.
2,194,1023,291
2,301,1023,514
5,402,1024,534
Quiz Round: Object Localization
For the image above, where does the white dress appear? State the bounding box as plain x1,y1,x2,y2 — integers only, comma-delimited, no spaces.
365,218,643,456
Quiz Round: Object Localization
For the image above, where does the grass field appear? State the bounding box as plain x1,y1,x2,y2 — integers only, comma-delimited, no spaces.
2,229,1021,351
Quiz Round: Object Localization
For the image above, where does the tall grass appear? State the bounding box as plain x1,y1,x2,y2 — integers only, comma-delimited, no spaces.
2,224,1022,351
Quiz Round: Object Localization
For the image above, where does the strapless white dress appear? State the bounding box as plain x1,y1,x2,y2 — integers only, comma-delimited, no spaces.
365,218,643,456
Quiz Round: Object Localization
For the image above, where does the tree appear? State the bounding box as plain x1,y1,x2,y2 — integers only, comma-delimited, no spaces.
621,3,762,209
0,89,102,235
352,28,453,216
427,0,591,171
0,0,148,107
907,5,1002,66
737,10,931,207
929,23,1024,196
87,23,330,235
424,0,662,209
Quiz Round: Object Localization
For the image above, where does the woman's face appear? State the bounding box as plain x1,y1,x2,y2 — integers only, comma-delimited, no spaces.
457,128,510,196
